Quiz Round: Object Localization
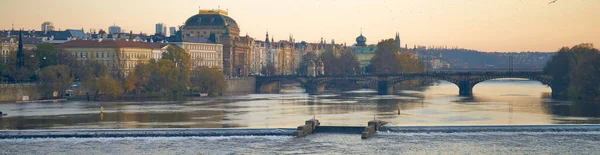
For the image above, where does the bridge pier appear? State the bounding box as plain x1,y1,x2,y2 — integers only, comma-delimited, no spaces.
377,81,393,95
458,80,474,96
256,81,280,93
305,83,325,94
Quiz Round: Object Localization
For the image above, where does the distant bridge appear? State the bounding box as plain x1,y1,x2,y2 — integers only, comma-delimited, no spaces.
256,72,554,96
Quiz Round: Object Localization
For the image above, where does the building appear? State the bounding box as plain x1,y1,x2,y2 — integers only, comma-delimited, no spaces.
169,27,177,37
42,29,90,44
156,23,167,36
108,24,122,34
181,8,252,77
41,22,55,33
0,37,17,63
352,32,376,71
250,40,267,75
56,40,169,76
171,41,224,70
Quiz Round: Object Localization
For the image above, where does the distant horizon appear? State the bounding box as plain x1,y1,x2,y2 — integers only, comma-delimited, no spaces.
1,0,598,52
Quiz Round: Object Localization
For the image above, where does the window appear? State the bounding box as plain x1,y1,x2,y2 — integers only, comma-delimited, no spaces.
96,52,99,58
102,52,105,58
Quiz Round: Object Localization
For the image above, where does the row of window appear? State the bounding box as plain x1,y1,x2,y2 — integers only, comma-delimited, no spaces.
185,44,220,51
191,53,220,59
73,52,116,59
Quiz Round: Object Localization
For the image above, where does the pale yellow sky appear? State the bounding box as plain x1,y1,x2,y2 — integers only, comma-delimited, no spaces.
1,0,598,52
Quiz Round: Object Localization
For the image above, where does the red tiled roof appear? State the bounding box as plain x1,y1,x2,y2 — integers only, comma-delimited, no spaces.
56,40,167,49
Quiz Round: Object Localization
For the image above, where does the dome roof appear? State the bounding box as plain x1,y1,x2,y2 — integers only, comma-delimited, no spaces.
184,14,239,28
356,34,367,46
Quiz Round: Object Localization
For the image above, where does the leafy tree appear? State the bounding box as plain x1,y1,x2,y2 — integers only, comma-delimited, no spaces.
261,62,277,76
317,47,361,75
34,43,59,68
162,46,191,78
369,39,402,74
2,49,40,82
545,43,600,101
339,49,362,74
319,47,340,75
297,52,318,75
190,66,227,96
86,74,121,101
125,59,188,96
38,65,73,98
368,39,423,74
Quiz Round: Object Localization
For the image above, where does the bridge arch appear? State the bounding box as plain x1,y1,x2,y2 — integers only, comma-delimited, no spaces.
255,76,308,93
381,74,460,95
304,76,379,93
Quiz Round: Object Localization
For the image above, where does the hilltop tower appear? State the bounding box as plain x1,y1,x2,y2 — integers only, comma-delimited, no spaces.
395,32,401,49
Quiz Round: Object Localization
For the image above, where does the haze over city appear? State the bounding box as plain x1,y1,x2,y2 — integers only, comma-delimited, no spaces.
1,0,598,52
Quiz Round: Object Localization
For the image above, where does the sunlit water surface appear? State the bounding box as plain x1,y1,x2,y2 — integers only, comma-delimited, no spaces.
1,79,600,154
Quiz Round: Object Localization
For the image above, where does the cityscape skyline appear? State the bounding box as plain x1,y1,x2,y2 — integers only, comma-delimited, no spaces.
1,0,598,52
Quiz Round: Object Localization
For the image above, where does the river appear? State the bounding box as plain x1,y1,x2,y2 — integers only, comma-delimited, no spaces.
1,79,599,154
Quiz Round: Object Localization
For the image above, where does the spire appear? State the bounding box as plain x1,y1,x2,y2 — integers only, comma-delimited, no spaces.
16,29,24,69
265,31,270,44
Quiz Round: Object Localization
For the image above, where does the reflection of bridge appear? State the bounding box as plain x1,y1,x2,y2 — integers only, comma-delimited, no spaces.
256,72,553,96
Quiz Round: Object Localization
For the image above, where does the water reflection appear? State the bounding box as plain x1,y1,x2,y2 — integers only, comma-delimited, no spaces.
0,79,599,130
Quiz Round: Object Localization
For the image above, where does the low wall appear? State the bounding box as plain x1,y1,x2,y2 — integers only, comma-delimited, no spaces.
0,83,40,102
224,77,256,94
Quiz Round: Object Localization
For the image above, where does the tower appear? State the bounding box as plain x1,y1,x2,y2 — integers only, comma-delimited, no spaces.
265,31,269,45
16,30,24,69
395,32,401,49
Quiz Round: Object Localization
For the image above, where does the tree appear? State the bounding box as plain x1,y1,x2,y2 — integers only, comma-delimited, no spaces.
369,39,402,74
297,52,318,75
86,74,121,101
261,62,277,76
339,49,362,74
162,46,191,78
125,59,188,96
368,39,423,74
544,43,600,101
319,47,340,75
34,43,59,69
190,66,227,96
38,65,73,98
2,49,39,82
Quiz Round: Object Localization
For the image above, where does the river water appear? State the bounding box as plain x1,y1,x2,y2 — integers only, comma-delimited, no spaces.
1,79,599,154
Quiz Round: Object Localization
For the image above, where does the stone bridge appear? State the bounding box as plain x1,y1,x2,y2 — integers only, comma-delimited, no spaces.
256,72,553,96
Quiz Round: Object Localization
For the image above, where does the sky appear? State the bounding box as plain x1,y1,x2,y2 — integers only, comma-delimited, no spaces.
1,0,598,52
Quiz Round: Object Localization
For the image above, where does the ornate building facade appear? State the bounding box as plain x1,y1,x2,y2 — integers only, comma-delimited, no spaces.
181,8,252,77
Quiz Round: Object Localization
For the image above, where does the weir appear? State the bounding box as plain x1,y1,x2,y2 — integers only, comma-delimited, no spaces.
2,125,600,139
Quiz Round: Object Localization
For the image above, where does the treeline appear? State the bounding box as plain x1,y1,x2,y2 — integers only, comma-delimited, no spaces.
544,43,600,101
0,43,226,100
422,48,554,69
297,46,362,75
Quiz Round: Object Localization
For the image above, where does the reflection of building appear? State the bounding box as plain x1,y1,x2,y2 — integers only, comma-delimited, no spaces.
57,40,169,76
181,8,252,77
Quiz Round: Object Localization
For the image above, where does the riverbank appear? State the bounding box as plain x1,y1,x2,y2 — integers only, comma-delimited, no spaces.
0,77,257,102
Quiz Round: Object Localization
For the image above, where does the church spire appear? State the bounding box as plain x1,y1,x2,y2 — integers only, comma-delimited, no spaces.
395,31,401,49
265,31,269,44
16,29,24,69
